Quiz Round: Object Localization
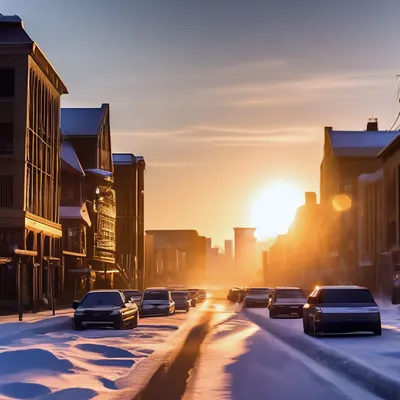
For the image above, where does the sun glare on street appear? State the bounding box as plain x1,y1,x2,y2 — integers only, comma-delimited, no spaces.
251,181,304,240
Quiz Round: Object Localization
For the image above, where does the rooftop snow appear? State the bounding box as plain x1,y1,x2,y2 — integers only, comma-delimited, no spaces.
329,130,399,158
0,15,32,44
61,104,107,137
113,153,135,165
61,141,84,175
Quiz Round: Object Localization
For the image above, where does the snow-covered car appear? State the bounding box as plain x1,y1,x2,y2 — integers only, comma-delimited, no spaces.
243,287,273,308
140,288,175,316
122,289,142,306
187,290,198,307
72,289,139,330
303,285,382,336
269,287,306,318
170,290,191,312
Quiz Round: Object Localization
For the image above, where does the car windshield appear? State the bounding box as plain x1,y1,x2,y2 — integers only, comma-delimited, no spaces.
143,291,169,301
172,292,188,298
319,289,375,304
123,290,141,298
249,288,271,295
276,289,306,300
80,292,123,308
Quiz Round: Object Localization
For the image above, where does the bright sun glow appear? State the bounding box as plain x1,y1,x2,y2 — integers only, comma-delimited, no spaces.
250,181,304,240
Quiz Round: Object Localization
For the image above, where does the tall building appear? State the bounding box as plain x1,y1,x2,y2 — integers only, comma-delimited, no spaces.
224,240,233,261
61,104,117,289
234,228,257,282
113,153,146,290
320,122,396,283
145,230,206,285
0,15,68,311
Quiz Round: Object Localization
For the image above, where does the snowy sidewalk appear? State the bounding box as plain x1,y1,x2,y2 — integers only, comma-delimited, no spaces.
246,307,400,399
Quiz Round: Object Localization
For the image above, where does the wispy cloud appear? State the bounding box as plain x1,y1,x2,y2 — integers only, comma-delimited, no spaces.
113,129,191,138
147,161,202,168
209,70,393,107
222,58,287,74
115,124,319,146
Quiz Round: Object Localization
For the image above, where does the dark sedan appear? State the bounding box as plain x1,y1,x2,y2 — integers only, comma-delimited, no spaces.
140,288,176,316
269,287,306,318
244,287,273,308
303,286,381,336
171,290,191,312
72,290,139,330
122,289,142,306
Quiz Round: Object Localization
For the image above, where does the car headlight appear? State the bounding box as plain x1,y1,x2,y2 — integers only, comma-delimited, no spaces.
142,304,153,309
74,311,84,316
110,309,121,316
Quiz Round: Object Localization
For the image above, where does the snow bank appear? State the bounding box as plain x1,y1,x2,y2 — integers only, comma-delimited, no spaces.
0,311,194,400
97,307,208,400
245,309,400,400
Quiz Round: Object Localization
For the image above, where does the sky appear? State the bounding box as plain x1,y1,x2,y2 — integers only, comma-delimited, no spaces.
2,0,400,246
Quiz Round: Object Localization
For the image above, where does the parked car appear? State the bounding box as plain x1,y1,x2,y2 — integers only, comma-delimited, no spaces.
187,289,198,307
72,289,139,330
243,287,273,308
140,287,176,316
303,285,381,336
269,287,306,318
122,289,142,306
188,288,206,302
171,290,191,312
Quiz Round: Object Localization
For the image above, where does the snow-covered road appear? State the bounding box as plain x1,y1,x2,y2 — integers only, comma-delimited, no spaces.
184,307,381,400
0,307,204,400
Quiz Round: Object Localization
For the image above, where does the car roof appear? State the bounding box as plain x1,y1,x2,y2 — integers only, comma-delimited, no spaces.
171,290,189,294
249,287,273,290
316,285,367,290
145,287,169,291
275,286,302,290
87,289,122,294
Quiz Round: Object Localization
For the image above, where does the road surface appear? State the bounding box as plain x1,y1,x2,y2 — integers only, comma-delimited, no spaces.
182,297,381,400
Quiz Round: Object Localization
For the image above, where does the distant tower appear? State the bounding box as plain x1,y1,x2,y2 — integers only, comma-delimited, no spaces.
234,228,257,273
224,240,233,260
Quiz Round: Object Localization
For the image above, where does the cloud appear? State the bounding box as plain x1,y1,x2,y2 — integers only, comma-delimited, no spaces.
114,124,319,146
209,70,394,107
147,161,202,168
112,129,191,138
222,59,287,74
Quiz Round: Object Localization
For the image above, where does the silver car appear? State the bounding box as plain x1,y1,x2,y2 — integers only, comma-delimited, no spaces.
140,287,176,317
303,285,381,336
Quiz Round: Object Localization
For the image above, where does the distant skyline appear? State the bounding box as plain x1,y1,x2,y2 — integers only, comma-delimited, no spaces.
3,0,400,245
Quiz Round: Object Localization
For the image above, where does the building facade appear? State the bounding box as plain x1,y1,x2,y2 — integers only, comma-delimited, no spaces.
61,104,118,289
60,139,93,300
145,230,206,285
0,16,68,311
320,123,397,284
113,153,146,290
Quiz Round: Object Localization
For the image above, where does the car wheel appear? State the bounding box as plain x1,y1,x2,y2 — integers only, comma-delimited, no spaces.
303,316,309,334
115,319,124,330
374,323,382,336
132,312,139,328
73,320,84,331
269,309,276,319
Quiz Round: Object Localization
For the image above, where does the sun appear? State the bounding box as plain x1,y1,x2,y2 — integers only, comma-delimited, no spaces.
250,181,304,240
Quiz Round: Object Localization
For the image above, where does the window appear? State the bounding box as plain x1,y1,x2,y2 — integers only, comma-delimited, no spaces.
0,69,15,97
0,175,13,207
0,123,13,154
318,289,375,304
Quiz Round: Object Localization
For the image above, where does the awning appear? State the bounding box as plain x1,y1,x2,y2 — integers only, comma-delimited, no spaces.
85,169,113,178
68,268,91,274
60,203,92,227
